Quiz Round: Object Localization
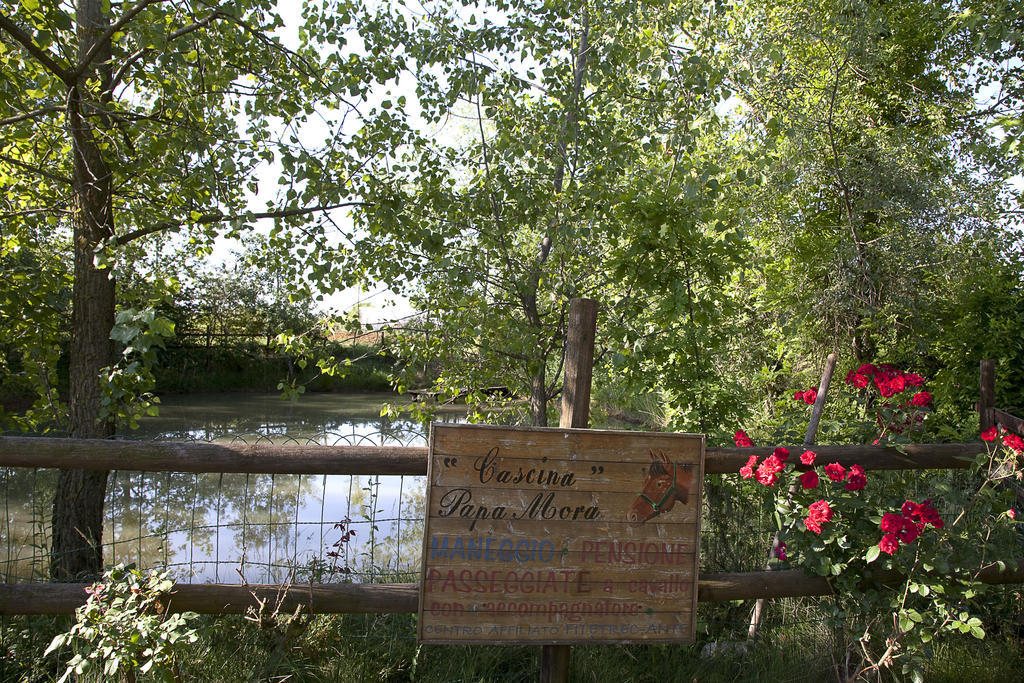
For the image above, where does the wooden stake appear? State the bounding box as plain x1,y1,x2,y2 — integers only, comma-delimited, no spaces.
541,297,598,683
747,353,837,641
980,359,995,434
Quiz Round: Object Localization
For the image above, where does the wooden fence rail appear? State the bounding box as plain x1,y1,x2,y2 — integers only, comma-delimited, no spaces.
0,436,988,476
3,560,1023,616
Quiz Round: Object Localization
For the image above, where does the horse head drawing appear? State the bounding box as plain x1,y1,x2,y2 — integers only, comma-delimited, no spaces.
627,449,694,524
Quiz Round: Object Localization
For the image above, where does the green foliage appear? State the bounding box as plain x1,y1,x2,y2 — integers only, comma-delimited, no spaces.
44,564,199,682
100,308,176,430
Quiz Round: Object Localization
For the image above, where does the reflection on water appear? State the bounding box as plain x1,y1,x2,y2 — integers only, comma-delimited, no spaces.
1,393,464,584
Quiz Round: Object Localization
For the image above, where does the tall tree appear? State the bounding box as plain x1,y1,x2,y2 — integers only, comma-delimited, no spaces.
0,0,403,577
355,0,730,427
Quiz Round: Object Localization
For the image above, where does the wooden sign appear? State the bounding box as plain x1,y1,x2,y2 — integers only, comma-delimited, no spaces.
418,424,704,645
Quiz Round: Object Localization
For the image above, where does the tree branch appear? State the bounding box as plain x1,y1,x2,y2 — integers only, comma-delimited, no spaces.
0,12,73,84
0,105,65,127
113,202,370,246
109,12,219,94
0,152,72,185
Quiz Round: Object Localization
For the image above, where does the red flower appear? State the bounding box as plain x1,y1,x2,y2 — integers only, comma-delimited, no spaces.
803,388,818,404
800,450,817,466
1009,510,1017,520
805,518,822,534
1003,433,1024,454
799,470,819,489
808,500,833,524
903,373,925,387
910,391,932,407
857,363,878,376
755,453,786,486
981,426,998,442
775,542,787,561
880,513,904,533
739,454,758,479
879,533,900,555
897,519,924,544
844,464,866,491
824,462,846,482
773,446,790,462
734,430,754,448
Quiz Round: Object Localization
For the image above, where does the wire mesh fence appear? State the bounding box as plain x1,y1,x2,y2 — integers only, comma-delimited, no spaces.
1,426,429,586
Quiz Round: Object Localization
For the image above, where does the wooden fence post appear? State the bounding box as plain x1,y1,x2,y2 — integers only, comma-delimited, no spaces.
980,359,995,434
541,297,598,683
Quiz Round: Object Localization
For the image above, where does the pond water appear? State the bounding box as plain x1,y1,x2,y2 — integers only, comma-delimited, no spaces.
1,393,465,585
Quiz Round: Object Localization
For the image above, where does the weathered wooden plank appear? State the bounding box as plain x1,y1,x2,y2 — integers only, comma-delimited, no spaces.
421,566,695,593
3,559,1022,616
419,424,705,646
0,436,989,475
424,533,697,568
995,408,1024,437
0,436,429,474
428,454,702,493
0,581,419,615
980,359,996,433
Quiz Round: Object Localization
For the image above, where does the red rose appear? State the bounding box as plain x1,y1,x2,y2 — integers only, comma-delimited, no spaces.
739,454,758,479
910,391,932,407
1002,433,1024,454
880,513,904,533
800,450,817,466
824,462,846,482
903,373,925,387
799,470,819,489
734,430,754,447
773,446,790,461
981,426,998,442
879,533,900,555
808,500,832,524
844,464,866,491
805,518,822,534
857,363,877,375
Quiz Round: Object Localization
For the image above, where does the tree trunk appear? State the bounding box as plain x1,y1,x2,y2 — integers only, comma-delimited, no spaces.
529,373,548,427
50,0,115,580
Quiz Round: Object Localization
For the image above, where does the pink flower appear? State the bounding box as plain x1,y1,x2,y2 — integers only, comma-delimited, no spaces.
879,533,900,555
799,470,819,489
800,450,817,466
1009,510,1017,520
824,462,847,482
910,391,932,407
739,454,758,479
844,464,866,491
981,426,998,442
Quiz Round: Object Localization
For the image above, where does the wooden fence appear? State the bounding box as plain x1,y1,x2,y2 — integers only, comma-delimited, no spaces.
1,433,1023,615
0,351,1021,620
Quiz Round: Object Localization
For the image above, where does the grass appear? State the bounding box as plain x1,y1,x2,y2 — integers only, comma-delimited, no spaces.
4,608,1022,682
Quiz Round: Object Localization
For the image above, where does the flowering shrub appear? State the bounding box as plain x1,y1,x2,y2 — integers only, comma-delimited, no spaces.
44,564,198,682
735,365,1022,680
